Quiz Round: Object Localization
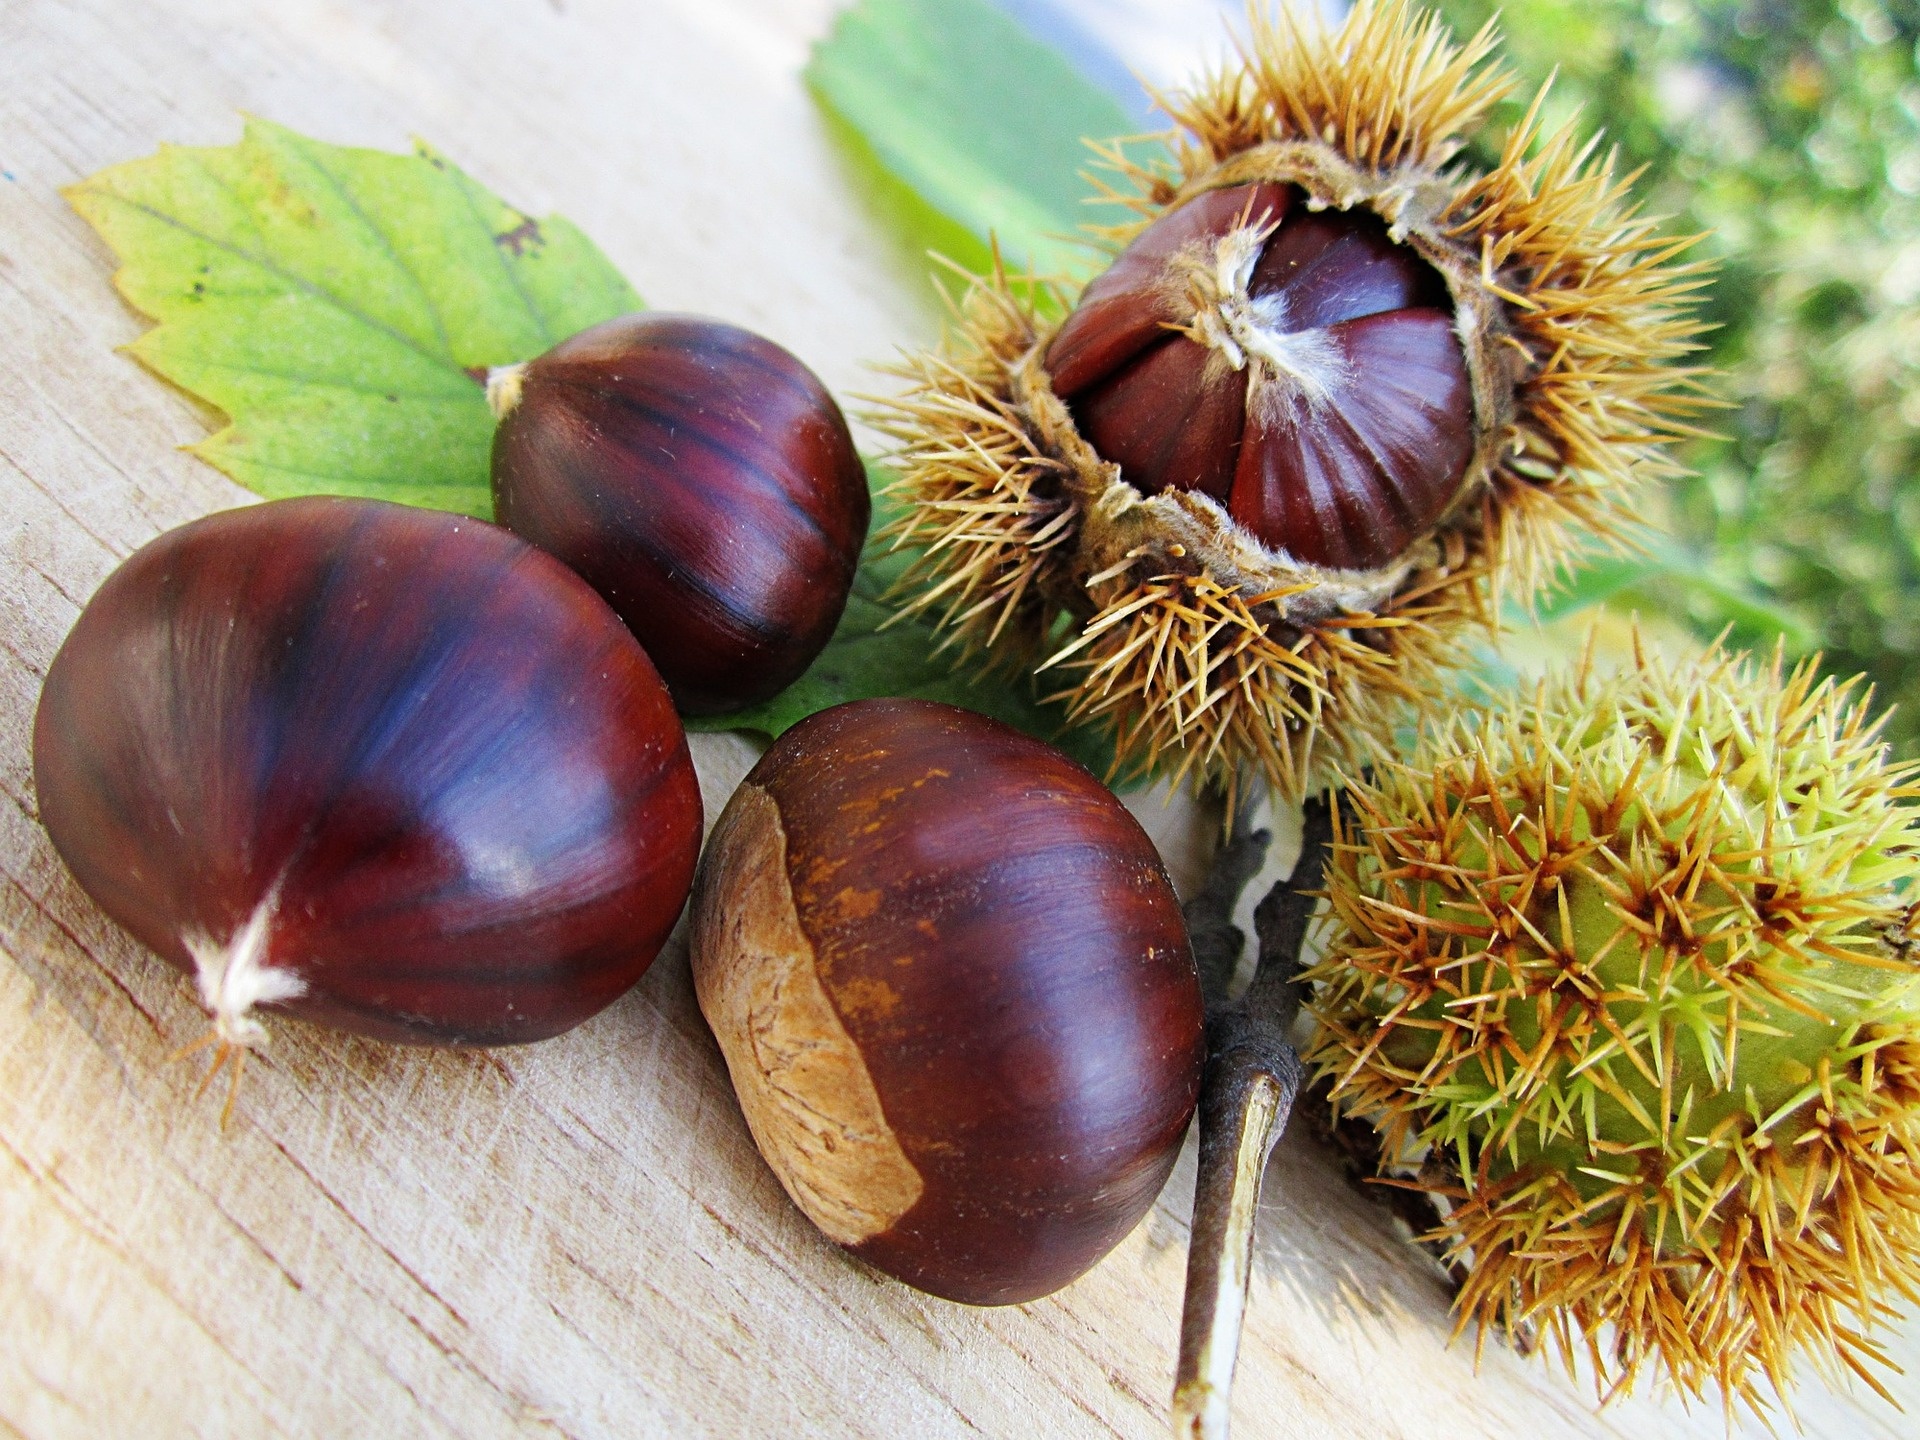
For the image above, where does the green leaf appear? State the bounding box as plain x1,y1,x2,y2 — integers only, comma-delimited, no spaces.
794,1,1168,772
67,116,639,516
688,473,1117,779
1527,538,1817,648
1531,550,1667,623
806,0,1146,280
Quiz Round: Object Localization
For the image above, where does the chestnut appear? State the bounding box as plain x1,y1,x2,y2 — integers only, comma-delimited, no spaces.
1046,182,1471,572
33,496,704,1058
488,313,871,716
689,698,1203,1304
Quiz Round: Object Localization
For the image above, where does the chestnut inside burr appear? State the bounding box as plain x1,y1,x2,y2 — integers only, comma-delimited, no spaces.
1047,183,1472,571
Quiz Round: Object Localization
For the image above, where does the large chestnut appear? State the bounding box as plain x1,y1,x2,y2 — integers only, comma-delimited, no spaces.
33,496,703,1054
689,699,1203,1304
488,313,871,716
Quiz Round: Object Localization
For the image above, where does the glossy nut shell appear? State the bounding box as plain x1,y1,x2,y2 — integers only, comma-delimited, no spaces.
33,496,704,1047
1048,182,1472,571
491,312,871,715
690,699,1204,1304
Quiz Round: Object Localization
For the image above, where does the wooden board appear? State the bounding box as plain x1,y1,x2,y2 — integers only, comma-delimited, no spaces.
1,2,1913,1436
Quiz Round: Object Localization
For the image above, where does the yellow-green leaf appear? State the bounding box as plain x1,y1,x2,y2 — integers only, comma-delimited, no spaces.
67,117,639,516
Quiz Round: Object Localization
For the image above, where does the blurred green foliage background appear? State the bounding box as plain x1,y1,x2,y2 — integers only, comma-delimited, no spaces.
1434,0,1920,750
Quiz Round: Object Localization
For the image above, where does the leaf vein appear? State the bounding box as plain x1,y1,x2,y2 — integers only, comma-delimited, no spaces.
442,156,555,351
284,128,460,366
98,189,461,388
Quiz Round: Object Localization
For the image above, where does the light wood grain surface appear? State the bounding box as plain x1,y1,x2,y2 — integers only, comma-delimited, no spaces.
2,3,1914,1436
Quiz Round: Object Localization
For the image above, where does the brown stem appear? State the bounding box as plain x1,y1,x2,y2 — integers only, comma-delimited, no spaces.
1182,797,1271,1006
1171,795,1332,1440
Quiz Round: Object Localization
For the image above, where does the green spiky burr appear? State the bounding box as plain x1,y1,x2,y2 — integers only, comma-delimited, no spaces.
1305,634,1920,1412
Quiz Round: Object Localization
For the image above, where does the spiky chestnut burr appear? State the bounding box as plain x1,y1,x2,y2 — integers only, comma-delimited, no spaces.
877,0,1710,798
1304,636,1920,1412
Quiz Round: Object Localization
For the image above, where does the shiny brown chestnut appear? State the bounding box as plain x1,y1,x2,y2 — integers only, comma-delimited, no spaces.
33,496,704,1057
689,698,1203,1305
488,313,871,716
1047,182,1471,572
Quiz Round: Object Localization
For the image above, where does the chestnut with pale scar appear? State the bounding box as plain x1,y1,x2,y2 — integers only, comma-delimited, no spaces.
692,783,924,1246
32,496,705,1087
690,699,1204,1304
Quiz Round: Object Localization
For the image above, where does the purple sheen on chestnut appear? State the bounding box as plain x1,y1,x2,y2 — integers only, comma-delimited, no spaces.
1047,182,1472,571
689,698,1204,1305
32,496,704,1054
488,313,870,716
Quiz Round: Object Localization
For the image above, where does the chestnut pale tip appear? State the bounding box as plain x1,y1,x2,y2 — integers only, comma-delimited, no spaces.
484,362,527,422
34,497,704,1081
182,883,306,1051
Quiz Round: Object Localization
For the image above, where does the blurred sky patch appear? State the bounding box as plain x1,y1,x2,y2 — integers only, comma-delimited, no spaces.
986,0,1254,119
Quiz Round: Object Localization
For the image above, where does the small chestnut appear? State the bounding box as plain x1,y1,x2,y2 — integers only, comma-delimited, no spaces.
689,698,1203,1305
33,496,703,1057
488,312,871,716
